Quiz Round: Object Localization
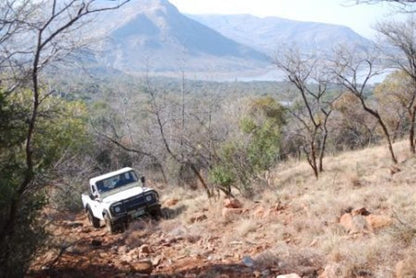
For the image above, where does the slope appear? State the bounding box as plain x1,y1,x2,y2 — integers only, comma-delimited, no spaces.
28,140,416,277
188,14,374,55
92,0,269,75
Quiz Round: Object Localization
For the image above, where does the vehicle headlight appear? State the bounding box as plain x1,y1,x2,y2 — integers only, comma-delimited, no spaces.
111,203,124,214
146,195,152,202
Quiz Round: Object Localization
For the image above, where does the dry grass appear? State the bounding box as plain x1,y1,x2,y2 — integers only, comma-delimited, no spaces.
151,140,416,277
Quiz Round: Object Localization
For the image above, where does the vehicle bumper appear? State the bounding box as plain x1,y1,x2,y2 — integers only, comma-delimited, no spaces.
110,203,161,225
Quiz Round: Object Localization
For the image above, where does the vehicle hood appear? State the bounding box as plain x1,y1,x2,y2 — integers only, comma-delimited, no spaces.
101,186,152,204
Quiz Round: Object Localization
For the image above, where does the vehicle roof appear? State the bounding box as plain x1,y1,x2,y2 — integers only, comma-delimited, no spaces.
89,167,135,185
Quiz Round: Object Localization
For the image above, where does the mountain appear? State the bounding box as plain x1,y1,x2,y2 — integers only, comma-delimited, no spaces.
92,0,269,75
187,14,374,55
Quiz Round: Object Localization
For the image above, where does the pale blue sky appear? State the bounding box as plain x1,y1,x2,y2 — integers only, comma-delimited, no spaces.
169,0,404,38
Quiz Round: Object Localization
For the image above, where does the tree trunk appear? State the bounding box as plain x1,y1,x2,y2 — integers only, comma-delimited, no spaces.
409,107,416,154
319,129,328,172
360,98,398,163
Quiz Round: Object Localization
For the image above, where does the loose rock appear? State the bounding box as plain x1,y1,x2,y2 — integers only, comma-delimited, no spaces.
224,198,242,209
276,274,301,278
396,257,416,278
132,260,153,274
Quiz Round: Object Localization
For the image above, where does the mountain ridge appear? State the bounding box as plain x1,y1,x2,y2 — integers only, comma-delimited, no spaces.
82,0,374,78
187,13,373,55
92,0,269,75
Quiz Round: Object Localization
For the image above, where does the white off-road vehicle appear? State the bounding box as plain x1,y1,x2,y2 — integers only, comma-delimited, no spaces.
81,167,161,233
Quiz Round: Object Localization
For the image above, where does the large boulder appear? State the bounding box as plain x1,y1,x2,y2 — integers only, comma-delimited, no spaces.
339,207,392,234
339,213,369,234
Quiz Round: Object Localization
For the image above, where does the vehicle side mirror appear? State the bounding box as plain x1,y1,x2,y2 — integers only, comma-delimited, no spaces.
140,176,145,184
89,193,96,200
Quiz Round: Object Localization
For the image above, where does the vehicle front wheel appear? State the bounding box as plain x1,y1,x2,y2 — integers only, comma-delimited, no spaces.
104,213,117,234
150,206,162,220
87,207,100,228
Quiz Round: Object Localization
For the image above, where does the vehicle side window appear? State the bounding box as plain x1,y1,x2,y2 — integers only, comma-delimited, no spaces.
91,185,96,193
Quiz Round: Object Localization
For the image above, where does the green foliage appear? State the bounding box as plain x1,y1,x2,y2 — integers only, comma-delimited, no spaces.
1,192,48,277
209,97,285,196
0,88,90,276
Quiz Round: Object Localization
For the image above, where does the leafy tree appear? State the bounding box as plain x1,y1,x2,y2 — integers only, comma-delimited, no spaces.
0,0,130,276
0,88,89,277
210,96,285,196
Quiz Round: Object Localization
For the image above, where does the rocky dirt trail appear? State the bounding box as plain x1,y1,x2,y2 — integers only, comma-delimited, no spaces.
27,198,297,278
27,193,402,278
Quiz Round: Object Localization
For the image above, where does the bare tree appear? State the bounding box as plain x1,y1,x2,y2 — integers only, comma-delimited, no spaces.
274,48,337,178
0,0,130,276
352,0,416,3
376,17,416,153
143,72,215,197
374,70,413,144
332,47,398,163
346,0,416,12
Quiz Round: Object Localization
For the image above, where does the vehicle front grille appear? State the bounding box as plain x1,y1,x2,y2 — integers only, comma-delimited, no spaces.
123,193,157,212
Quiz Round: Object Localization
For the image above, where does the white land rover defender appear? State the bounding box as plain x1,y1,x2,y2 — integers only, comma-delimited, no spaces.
81,167,161,233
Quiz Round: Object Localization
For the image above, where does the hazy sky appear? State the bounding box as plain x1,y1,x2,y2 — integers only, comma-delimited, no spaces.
169,0,403,38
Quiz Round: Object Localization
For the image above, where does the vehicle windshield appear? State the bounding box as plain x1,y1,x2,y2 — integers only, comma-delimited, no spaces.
96,170,138,193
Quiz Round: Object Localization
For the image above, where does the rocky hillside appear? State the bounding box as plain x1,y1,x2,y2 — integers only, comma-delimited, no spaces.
76,0,375,78
27,140,416,277
91,0,268,75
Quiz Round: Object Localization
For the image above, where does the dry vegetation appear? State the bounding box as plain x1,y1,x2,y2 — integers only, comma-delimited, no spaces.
29,140,416,277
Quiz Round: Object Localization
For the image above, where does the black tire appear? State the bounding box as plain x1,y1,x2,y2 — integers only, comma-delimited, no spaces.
104,213,117,234
150,206,162,220
87,207,100,228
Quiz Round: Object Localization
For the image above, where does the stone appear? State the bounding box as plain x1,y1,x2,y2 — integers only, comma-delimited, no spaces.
254,206,266,218
140,244,152,254
242,256,255,267
224,198,242,209
319,263,343,278
151,255,163,266
262,269,271,277
132,260,153,274
352,207,371,216
395,257,416,278
365,214,392,231
222,207,244,219
118,246,128,255
115,260,133,272
276,274,301,278
339,213,354,232
339,213,369,234
164,198,179,207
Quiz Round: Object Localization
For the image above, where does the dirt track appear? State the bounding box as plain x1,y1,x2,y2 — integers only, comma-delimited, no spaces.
27,208,285,278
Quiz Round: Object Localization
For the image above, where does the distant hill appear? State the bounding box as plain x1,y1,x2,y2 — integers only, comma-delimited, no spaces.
91,0,269,75
187,14,374,55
